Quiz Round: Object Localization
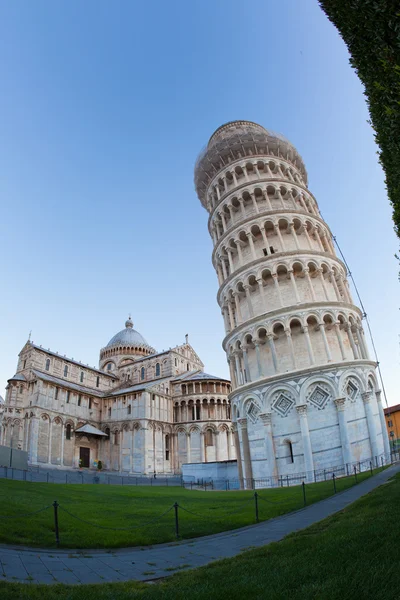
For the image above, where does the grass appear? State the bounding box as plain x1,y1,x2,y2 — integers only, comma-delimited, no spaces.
0,469,398,599
0,468,380,548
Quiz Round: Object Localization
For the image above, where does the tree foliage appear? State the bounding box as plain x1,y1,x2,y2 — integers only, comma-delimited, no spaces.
319,1,400,241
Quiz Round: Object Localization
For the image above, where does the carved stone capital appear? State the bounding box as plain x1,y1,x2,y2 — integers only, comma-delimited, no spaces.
334,397,346,411
237,417,248,430
362,392,372,404
296,404,308,417
259,412,272,426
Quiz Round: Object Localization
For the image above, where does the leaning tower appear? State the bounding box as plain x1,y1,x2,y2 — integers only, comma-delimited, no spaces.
194,121,390,484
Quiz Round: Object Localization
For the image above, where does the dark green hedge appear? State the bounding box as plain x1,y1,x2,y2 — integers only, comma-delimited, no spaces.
319,1,400,240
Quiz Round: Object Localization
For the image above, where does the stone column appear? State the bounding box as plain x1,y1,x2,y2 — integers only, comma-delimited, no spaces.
226,249,234,273
186,432,191,463
267,334,278,373
242,345,251,383
376,390,391,460
233,292,243,324
235,241,244,265
257,278,267,311
346,325,359,359
259,412,278,479
289,270,301,303
334,398,351,465
304,268,317,301
296,405,314,480
289,223,300,249
285,329,297,369
274,224,285,251
215,431,219,461
272,274,283,307
362,392,379,459
334,322,347,360
200,432,205,462
253,340,264,378
317,268,330,300
29,415,39,464
238,417,253,487
303,326,315,365
244,285,254,318
233,423,244,489
247,233,257,260
60,422,65,467
319,323,332,362
47,418,53,465
234,351,243,386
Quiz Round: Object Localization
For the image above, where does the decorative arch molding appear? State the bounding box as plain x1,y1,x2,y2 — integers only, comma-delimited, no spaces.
338,369,366,399
300,374,336,407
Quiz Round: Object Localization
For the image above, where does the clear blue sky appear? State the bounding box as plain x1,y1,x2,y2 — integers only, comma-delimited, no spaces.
1,1,398,406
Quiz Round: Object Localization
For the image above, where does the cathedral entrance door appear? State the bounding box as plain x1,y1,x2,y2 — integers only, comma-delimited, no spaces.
80,447,90,468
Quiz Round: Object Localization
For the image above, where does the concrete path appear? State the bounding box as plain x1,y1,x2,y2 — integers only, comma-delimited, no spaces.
1,463,398,586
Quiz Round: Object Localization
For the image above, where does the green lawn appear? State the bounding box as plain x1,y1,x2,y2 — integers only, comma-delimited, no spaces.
0,468,379,548
0,469,398,599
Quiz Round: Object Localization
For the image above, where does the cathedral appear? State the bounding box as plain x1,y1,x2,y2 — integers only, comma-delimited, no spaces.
0,318,234,473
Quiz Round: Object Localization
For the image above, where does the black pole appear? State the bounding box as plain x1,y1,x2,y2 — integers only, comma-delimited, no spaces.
381,456,384,468
47,472,49,483
254,492,259,523
354,465,358,483
302,482,306,506
332,473,336,494
53,501,60,547
370,461,373,476
174,502,179,539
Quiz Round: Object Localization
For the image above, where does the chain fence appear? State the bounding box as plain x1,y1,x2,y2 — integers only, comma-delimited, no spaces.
0,456,394,547
182,451,398,491
0,465,182,487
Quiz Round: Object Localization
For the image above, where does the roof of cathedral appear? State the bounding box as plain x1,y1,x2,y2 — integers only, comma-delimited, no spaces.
32,370,105,398
8,373,27,382
28,343,117,378
172,370,230,383
105,317,154,351
75,423,108,437
109,376,172,397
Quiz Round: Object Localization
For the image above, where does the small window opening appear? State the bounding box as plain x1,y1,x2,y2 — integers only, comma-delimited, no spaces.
270,246,275,254
80,371,84,383
263,248,268,256
45,359,50,371
64,365,68,377
128,405,131,414
66,391,70,403
66,424,71,440
96,376,100,387
78,394,81,407
89,398,92,410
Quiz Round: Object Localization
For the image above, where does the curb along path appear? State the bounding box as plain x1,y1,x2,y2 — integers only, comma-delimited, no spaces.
1,463,399,586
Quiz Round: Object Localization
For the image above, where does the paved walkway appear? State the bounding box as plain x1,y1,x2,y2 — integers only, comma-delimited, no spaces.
1,463,398,586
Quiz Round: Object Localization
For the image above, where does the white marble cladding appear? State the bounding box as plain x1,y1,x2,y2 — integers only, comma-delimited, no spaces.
194,120,390,486
1,337,235,474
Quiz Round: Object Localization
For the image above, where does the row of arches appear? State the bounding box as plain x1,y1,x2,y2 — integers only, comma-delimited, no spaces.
214,215,335,285
173,398,232,422
210,184,320,242
206,158,307,211
179,381,231,395
226,310,369,385
220,258,351,333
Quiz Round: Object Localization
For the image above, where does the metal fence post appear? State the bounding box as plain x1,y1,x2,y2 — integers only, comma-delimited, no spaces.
174,502,179,539
354,466,357,483
47,472,49,483
302,482,306,506
381,456,384,468
254,492,259,523
370,461,373,476
53,501,60,547
332,473,336,494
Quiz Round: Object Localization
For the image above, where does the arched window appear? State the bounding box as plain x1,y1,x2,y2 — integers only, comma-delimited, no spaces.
175,358,177,366
285,440,294,464
205,429,214,446
187,363,189,371
105,427,110,439
107,363,112,371
64,365,68,377
128,405,131,414
114,431,119,445
141,367,145,380
45,359,50,371
80,371,84,382
66,424,71,441
155,363,160,377
165,434,170,460
96,376,100,387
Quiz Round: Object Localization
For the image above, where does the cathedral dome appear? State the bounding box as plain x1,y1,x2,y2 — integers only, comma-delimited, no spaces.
106,317,149,348
194,120,307,206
